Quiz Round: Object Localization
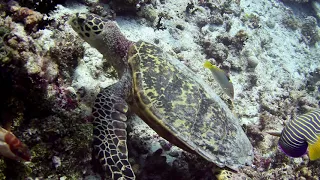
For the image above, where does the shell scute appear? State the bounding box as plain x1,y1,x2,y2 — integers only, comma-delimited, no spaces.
128,41,253,170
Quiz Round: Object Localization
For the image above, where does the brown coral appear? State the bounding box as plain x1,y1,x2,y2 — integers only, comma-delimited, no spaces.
9,1,43,32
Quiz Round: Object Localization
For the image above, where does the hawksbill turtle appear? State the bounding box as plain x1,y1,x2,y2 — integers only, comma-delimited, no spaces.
69,13,253,179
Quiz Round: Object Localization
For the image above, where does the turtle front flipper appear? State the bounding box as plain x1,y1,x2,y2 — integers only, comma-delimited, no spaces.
92,86,135,180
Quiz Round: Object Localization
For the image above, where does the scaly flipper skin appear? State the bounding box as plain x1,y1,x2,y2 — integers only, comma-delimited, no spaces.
92,84,135,180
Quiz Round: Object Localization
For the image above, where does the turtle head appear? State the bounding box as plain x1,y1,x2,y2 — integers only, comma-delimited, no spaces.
69,13,133,75
69,13,107,50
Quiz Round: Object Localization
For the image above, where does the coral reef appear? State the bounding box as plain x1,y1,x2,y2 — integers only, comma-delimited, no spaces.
127,113,219,179
8,1,43,32
105,0,151,15
202,41,229,63
18,0,67,13
0,2,94,178
281,0,309,3
88,3,116,19
187,0,241,29
201,30,248,65
241,13,260,29
282,14,300,30
301,16,320,46
49,33,84,80
306,66,320,93
24,113,92,179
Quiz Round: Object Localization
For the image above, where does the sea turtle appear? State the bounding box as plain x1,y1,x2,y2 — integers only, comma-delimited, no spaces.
69,13,253,179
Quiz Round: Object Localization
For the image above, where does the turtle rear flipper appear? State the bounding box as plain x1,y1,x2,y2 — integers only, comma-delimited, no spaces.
92,84,135,180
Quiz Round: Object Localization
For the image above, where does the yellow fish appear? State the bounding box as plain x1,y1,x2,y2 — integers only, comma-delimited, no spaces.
204,61,234,99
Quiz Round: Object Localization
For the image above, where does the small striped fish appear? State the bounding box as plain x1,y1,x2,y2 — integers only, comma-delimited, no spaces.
278,109,320,160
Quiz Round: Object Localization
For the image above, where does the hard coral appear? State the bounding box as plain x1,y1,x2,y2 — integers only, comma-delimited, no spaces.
233,30,249,50
108,0,150,15
306,66,320,92
202,40,229,63
49,83,78,111
201,30,248,63
241,13,260,29
0,26,11,64
18,0,66,13
49,34,84,80
9,1,43,32
88,3,116,19
26,114,93,179
4,30,58,82
282,14,300,30
244,124,264,148
301,16,320,46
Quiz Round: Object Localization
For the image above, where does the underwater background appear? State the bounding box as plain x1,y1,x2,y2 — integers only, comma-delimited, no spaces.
0,0,319,179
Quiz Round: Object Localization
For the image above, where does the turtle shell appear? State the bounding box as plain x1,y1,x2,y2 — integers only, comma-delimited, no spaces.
127,41,253,170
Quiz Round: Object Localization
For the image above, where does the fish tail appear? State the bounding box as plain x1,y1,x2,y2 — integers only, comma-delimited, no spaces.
203,60,213,69
203,60,234,99
204,61,223,72
308,135,320,160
